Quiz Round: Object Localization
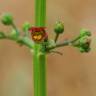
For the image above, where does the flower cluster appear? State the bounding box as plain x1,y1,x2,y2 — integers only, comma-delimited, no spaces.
73,29,91,53
0,13,92,54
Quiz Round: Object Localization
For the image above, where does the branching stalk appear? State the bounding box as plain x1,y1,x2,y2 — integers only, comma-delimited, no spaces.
0,34,34,48
0,1,92,96
33,0,47,96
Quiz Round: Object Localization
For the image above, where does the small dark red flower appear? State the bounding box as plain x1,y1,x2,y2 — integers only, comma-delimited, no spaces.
29,27,47,43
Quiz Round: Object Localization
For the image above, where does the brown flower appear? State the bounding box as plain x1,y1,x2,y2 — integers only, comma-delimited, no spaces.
29,27,47,43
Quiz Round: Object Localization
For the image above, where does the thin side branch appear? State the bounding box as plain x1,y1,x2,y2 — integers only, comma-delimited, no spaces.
47,33,87,51
0,34,34,49
47,40,70,50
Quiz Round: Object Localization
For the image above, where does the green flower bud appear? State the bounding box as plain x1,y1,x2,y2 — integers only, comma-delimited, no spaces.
80,28,91,36
80,47,90,53
74,35,91,53
54,21,64,34
10,29,18,39
1,13,13,25
79,37,91,53
79,47,85,53
85,47,90,52
80,36,91,45
79,36,88,44
22,22,32,32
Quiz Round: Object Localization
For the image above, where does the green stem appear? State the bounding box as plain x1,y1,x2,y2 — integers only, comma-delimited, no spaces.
0,34,34,49
35,0,46,26
55,33,59,43
33,49,46,96
33,0,46,96
11,23,19,36
47,34,88,51
47,40,70,50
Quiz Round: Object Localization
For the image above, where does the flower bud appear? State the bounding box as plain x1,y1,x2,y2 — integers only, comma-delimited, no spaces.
79,47,85,53
1,13,13,25
80,28,91,36
22,22,32,32
54,21,64,34
74,36,91,53
10,29,18,39
79,37,91,53
79,36,91,45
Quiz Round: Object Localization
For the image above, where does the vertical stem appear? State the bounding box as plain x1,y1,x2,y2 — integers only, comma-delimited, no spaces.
35,0,46,26
33,50,46,96
33,0,46,96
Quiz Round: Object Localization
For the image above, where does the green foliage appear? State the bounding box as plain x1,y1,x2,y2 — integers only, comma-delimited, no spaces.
73,29,91,53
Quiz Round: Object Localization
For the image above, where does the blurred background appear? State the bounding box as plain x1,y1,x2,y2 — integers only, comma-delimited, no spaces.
0,0,96,96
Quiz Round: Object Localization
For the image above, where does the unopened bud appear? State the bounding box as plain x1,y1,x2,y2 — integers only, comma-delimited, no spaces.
54,21,64,34
1,13,13,25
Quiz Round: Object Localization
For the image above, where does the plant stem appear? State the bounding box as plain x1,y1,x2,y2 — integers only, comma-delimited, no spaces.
11,23,19,36
0,34,34,48
54,33,59,43
33,0,46,96
35,0,46,26
47,34,88,51
47,40,70,50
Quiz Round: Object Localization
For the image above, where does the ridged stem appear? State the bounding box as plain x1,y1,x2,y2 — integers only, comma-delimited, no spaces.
33,0,46,96
35,0,46,26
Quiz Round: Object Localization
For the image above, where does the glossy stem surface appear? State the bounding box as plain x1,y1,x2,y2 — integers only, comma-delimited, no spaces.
33,0,47,96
